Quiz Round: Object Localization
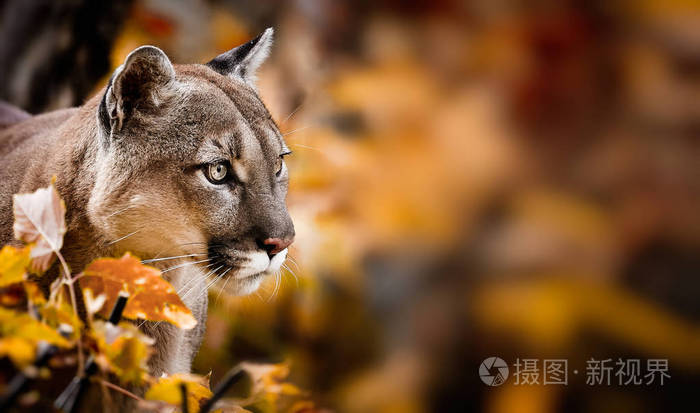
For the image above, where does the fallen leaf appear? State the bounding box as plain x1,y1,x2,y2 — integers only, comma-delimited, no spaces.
145,373,213,413
12,183,67,273
79,253,197,329
0,245,31,287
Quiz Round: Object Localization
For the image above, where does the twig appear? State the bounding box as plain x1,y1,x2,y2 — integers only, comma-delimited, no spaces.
199,365,247,413
108,293,129,324
99,375,114,413
56,250,84,373
54,357,98,413
54,298,130,412
180,382,189,413
98,379,145,403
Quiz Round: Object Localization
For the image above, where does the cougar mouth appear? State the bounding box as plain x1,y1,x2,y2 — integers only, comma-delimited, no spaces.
205,242,288,294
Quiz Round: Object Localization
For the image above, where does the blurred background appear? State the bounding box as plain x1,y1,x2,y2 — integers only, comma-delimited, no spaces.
1,0,699,412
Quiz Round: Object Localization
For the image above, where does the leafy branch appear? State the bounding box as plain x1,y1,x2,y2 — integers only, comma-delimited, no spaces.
0,182,312,412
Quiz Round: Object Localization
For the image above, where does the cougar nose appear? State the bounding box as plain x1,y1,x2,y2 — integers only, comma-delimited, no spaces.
262,237,294,257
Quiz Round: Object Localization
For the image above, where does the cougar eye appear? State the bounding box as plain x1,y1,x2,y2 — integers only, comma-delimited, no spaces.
205,162,230,184
276,151,291,177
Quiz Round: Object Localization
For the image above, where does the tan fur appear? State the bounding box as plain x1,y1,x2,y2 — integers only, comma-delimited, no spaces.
0,35,293,408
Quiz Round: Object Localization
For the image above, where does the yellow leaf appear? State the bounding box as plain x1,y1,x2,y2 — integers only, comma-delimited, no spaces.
0,337,35,366
0,245,31,287
145,373,213,413
278,383,302,396
0,307,71,367
93,320,153,385
24,281,46,306
79,253,197,329
40,301,82,341
12,183,67,273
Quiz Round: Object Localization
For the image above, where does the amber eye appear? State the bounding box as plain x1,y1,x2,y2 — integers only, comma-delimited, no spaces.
205,162,229,184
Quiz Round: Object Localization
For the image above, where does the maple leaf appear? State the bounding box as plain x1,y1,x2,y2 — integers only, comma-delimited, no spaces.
92,320,153,385
145,373,213,413
0,307,71,366
12,183,67,273
79,253,197,329
0,245,31,287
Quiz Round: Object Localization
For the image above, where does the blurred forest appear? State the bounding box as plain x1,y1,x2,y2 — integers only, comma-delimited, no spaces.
1,0,699,412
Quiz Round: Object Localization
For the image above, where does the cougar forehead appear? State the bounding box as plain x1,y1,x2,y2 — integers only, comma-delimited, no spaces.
113,65,283,166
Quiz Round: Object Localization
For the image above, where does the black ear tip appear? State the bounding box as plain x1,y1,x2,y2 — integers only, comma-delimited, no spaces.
250,27,274,46
206,27,275,81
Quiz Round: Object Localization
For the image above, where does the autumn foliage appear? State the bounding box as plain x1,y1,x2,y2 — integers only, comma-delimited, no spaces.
0,183,308,412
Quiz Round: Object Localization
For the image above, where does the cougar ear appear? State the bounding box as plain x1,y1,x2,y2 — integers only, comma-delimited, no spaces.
101,46,175,133
206,28,273,86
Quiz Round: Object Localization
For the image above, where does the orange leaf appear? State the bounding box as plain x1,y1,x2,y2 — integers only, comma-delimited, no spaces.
79,253,197,329
12,183,66,273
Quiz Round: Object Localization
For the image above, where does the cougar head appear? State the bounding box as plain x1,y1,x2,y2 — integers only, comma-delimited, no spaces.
88,29,294,295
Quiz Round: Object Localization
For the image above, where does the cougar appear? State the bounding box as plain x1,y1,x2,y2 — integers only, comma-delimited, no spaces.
0,28,295,377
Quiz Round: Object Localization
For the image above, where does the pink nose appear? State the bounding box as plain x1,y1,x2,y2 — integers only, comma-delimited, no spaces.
263,237,294,256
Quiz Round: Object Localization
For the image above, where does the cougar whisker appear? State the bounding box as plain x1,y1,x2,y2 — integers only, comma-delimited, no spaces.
286,255,301,272
105,229,142,246
267,271,281,302
180,265,223,300
282,125,312,136
142,253,206,264
177,264,220,297
174,263,217,296
281,102,305,125
288,143,327,155
106,204,136,219
215,268,233,304
161,258,211,274
281,263,299,286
